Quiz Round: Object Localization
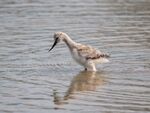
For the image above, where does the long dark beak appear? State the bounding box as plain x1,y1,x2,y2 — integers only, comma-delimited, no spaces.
49,38,58,51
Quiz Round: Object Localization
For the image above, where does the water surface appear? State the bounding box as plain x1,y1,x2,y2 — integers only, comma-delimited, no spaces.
0,0,150,113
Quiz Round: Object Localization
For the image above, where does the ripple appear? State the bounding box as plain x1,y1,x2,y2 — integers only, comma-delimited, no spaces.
0,0,150,113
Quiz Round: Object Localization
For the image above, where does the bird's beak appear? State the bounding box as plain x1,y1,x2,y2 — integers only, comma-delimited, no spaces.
49,38,58,51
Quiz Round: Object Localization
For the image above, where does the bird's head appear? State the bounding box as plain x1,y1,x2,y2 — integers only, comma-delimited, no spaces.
49,32,67,51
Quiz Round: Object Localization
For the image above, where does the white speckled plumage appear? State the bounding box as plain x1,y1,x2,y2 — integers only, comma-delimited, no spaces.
49,32,110,71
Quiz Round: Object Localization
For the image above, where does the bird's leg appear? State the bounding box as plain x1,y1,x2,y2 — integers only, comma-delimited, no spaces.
90,64,97,71
85,61,97,71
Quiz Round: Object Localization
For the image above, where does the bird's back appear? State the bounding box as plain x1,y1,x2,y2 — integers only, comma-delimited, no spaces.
76,44,109,63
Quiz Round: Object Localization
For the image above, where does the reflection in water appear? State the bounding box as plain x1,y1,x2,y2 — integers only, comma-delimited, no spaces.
53,71,105,105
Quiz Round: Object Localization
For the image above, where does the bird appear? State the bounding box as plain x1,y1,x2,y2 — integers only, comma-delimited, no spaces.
49,32,110,71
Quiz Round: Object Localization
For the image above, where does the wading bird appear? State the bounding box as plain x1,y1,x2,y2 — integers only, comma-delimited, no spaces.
49,32,110,71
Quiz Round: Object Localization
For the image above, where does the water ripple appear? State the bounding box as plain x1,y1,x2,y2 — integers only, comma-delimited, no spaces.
0,0,150,113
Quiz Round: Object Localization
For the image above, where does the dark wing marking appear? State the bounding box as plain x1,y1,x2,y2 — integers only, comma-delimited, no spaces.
76,44,110,60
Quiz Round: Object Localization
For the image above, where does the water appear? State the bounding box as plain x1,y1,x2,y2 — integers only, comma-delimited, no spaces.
0,0,150,113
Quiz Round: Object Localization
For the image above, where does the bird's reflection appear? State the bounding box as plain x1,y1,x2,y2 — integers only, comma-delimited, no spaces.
53,71,106,105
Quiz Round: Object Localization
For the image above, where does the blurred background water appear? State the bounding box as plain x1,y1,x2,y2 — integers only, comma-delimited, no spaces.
0,0,150,113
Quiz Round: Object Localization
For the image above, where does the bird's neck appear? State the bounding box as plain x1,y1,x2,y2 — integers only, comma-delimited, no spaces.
64,36,77,50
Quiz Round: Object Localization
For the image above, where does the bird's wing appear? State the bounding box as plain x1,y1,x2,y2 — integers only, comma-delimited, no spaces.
76,44,109,60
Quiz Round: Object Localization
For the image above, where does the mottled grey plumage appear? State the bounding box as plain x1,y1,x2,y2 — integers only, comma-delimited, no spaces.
76,44,110,60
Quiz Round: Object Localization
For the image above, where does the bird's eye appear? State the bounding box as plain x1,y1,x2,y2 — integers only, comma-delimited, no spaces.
55,37,59,41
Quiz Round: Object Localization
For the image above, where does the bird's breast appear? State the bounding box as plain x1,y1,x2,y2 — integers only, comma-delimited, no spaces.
71,49,86,66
